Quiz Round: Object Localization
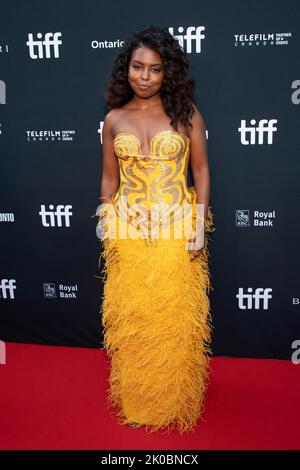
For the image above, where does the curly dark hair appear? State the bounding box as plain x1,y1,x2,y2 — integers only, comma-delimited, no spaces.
103,24,197,132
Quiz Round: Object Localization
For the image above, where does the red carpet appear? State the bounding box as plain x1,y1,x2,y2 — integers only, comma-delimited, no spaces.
0,342,299,450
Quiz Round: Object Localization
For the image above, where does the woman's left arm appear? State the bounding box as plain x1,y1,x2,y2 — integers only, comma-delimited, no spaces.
189,104,211,222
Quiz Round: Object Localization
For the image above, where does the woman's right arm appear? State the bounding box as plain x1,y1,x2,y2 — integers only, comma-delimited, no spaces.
99,110,120,203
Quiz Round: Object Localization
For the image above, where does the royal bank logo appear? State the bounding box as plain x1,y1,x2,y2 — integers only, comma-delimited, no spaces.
43,282,78,299
39,204,73,227
0,279,16,299
26,129,75,142
169,26,205,53
0,80,6,104
234,31,292,47
236,287,272,310
236,210,276,227
26,32,62,59
236,210,250,227
43,283,57,298
239,119,277,145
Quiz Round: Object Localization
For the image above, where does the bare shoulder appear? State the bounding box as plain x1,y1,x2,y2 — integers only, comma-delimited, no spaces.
190,102,205,124
103,108,121,129
104,106,134,140
188,102,206,134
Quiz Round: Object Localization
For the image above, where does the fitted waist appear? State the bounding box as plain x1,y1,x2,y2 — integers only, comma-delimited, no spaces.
114,185,193,208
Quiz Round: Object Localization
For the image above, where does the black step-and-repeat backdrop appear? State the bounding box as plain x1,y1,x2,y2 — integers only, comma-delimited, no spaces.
1,0,299,360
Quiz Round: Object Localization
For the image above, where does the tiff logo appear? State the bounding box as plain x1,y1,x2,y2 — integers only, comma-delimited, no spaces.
26,32,62,59
0,279,16,299
0,80,6,104
39,204,73,227
239,119,277,145
0,341,6,365
169,26,205,53
236,287,272,310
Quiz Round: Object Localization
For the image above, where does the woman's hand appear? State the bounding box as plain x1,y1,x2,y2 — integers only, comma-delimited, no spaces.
102,237,109,249
189,246,204,261
188,233,206,261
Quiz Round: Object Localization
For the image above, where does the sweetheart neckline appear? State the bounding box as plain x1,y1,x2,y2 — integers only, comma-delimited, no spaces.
113,129,190,155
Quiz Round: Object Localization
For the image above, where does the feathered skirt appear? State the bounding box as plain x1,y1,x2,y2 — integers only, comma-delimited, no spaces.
96,187,215,434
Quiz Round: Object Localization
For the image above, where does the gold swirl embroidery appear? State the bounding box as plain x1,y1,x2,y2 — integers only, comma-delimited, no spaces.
111,131,192,237
113,130,190,159
151,131,187,158
113,133,140,158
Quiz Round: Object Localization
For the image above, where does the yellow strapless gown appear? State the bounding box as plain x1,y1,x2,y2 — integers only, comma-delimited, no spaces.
95,130,214,435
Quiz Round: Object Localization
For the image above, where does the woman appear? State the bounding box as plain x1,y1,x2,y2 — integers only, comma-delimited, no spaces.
95,25,214,435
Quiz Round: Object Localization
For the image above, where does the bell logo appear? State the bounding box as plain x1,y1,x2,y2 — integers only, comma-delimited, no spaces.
26,32,62,59
236,287,272,310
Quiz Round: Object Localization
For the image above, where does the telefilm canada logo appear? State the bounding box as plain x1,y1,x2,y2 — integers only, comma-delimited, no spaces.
234,31,292,47
26,130,76,142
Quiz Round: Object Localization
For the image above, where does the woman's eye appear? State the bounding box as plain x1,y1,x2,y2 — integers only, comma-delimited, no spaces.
132,65,161,72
